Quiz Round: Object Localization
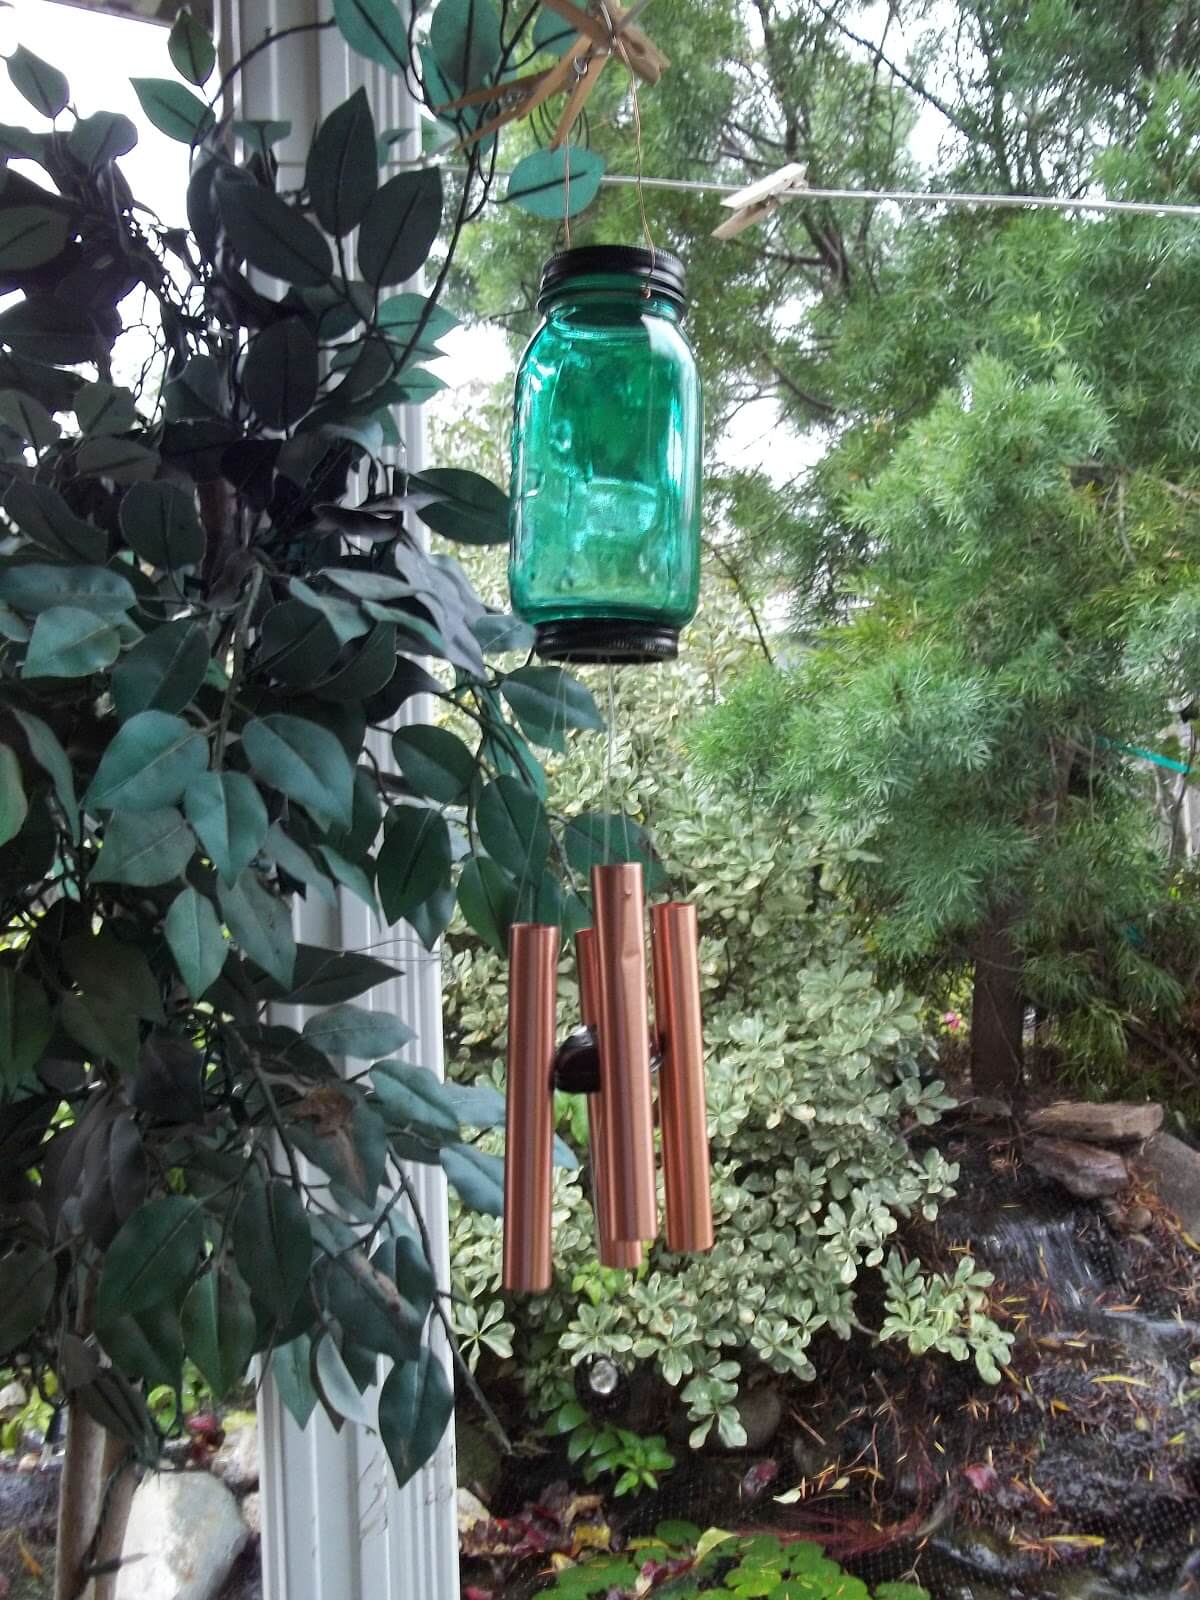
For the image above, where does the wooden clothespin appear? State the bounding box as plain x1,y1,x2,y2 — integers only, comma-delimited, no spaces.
438,0,669,156
712,162,808,239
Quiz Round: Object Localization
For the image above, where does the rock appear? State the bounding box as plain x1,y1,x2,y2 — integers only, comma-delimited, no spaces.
1026,1136,1128,1198
1027,1101,1163,1143
16,1452,40,1472
211,1418,258,1493
1124,1203,1153,1233
1141,1132,1200,1235
240,1491,261,1538
0,1380,26,1417
457,1487,489,1535
733,1382,783,1451
116,1471,248,1600
455,1417,502,1503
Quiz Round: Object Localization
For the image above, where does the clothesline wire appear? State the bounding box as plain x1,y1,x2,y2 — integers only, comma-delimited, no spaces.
447,165,1200,220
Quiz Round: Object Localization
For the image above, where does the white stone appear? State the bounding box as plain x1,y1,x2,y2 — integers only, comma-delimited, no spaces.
116,1470,248,1600
210,1418,259,1492
0,1380,27,1416
240,1491,261,1538
457,1487,489,1535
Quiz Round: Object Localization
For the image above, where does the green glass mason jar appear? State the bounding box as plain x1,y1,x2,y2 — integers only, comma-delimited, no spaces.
509,245,703,663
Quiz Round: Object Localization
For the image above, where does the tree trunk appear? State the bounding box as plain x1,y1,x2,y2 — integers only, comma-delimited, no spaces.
55,1402,137,1600
970,911,1025,1097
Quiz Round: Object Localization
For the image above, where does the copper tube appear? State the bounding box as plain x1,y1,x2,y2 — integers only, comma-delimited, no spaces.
591,864,657,1243
651,902,714,1254
577,928,643,1269
502,923,560,1293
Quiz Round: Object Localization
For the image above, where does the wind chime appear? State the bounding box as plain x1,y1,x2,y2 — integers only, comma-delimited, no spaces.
501,222,711,1288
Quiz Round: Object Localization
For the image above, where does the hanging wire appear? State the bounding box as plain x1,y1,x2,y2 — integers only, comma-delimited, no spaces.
598,0,657,276
427,164,1200,220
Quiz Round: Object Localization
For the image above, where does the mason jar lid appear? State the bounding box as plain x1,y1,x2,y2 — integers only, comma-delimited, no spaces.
538,244,687,311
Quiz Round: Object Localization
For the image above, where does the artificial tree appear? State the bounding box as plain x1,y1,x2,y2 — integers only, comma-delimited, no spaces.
0,2,628,1592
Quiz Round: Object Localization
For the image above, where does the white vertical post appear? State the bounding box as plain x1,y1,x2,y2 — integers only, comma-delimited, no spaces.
215,2,460,1594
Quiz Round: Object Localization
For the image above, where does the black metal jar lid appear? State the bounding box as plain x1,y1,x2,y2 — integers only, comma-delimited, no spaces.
538,244,687,312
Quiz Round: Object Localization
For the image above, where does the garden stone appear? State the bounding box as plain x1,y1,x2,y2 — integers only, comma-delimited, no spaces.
733,1382,783,1451
1027,1102,1163,1143
1141,1132,1200,1236
116,1471,248,1600
0,1380,26,1416
1025,1136,1127,1198
457,1487,489,1535
240,1491,261,1538
211,1416,258,1492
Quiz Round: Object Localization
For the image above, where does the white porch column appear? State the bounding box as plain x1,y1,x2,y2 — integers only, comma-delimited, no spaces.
215,3,460,1595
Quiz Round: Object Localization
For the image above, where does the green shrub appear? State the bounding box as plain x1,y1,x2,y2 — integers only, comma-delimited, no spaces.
442,571,1012,1443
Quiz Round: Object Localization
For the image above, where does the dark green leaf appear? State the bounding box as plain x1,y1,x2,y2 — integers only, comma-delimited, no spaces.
112,621,210,720
269,947,400,1007
61,994,139,1076
216,179,333,287
183,771,268,885
564,810,667,888
119,481,205,569
243,318,319,430
0,389,57,452
0,123,45,160
316,845,377,911
312,622,398,701
473,612,535,654
409,879,455,950
308,88,377,237
476,775,549,883
219,871,296,988
96,1302,183,1391
378,1344,454,1489
392,724,475,805
376,806,452,924
234,119,292,157
501,665,605,753
91,806,195,886
430,0,501,87
75,380,137,437
357,169,442,288
84,710,207,812
272,1335,318,1428
182,1265,256,1400
322,1253,422,1365
0,207,69,272
4,481,106,564
168,8,216,85
75,437,159,482
13,709,78,837
165,886,227,998
0,299,103,365
6,46,68,119
0,1246,54,1355
130,77,215,144
0,562,133,616
533,2,581,54
22,606,119,678
0,744,26,847
288,578,371,644
63,931,162,1021
414,467,508,545
377,293,458,342
289,1089,387,1203
67,111,137,168
233,1179,312,1322
265,823,337,905
242,714,354,830
95,1196,204,1321
260,600,341,689
372,1059,459,1137
0,969,52,1093
440,1142,504,1214
303,1003,413,1060
506,145,605,219
456,855,517,955
333,0,410,72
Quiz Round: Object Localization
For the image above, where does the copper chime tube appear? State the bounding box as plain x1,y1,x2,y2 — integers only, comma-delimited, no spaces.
591,864,658,1243
651,902,714,1254
502,923,560,1293
577,929,643,1271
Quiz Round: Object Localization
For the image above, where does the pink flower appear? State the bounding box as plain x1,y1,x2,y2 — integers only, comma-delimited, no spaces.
941,1010,963,1032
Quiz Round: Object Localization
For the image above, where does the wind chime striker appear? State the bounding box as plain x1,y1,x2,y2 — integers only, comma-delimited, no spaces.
502,865,714,1293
